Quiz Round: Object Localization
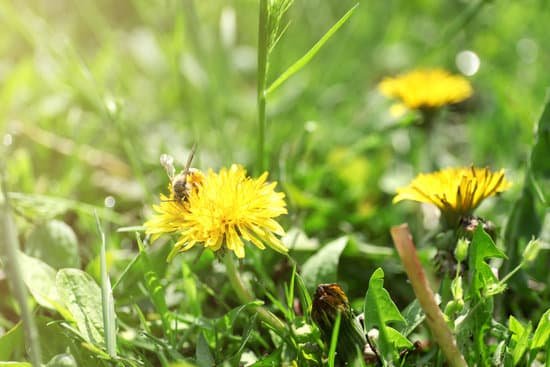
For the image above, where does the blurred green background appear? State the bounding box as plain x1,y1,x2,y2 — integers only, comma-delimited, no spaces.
1,0,549,307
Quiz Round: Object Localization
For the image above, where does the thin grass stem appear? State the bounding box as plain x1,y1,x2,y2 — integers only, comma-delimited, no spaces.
95,212,117,357
391,224,467,367
1,165,42,366
256,0,269,174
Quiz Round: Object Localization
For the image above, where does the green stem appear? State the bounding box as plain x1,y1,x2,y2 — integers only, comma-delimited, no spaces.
223,255,286,335
1,168,42,366
256,0,269,174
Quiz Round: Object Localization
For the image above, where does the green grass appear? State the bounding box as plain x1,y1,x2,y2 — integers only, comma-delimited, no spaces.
1,0,549,366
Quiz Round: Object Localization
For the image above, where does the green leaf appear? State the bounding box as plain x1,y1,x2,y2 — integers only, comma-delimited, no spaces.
196,332,215,367
136,234,173,342
95,214,116,357
508,316,532,365
386,327,414,350
327,311,341,367
295,273,312,320
265,3,359,96
398,300,425,337
249,349,281,366
25,220,80,269
17,251,69,318
503,97,549,283
0,322,23,361
182,261,201,317
532,308,550,350
468,226,506,297
0,363,32,367
301,236,348,293
56,269,105,346
364,268,411,362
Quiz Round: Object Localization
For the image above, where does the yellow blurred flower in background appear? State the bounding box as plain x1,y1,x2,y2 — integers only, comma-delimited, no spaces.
145,164,288,259
379,69,473,110
393,166,511,225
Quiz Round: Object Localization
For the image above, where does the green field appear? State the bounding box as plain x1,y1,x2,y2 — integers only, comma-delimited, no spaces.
1,1,549,366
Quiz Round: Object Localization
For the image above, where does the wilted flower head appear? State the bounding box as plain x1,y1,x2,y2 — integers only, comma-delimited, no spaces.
393,166,511,225
311,284,366,363
144,164,288,260
379,68,473,110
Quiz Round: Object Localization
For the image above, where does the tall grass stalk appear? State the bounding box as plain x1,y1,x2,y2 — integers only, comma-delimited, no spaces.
0,166,42,366
256,0,269,173
95,212,117,357
391,224,467,367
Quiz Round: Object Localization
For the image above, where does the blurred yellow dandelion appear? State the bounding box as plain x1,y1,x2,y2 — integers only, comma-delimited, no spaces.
379,69,473,110
145,164,288,259
393,166,511,224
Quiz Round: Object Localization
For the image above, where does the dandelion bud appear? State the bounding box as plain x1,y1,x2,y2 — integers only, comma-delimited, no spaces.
311,283,366,364
522,238,541,264
454,238,470,263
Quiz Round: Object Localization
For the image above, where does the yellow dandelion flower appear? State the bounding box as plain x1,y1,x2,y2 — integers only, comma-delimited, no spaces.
378,68,473,110
144,164,288,259
393,166,511,225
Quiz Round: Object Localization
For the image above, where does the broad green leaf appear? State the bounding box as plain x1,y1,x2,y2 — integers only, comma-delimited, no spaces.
398,300,425,337
56,269,105,346
265,3,358,96
364,268,406,327
0,322,23,361
0,363,32,367
25,220,80,269
17,251,69,318
468,226,506,297
469,225,507,268
301,236,348,292
386,327,413,350
7,192,125,225
508,316,532,365
364,268,411,362
196,332,215,367
532,308,550,349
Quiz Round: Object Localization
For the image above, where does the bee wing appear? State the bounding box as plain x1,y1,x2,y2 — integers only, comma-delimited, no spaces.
160,154,176,179
182,143,197,175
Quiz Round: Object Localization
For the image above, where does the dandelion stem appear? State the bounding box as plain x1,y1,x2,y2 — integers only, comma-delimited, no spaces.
256,0,269,173
0,165,42,366
223,254,286,335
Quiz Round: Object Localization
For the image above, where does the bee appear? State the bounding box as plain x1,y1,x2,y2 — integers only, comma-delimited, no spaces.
160,144,197,202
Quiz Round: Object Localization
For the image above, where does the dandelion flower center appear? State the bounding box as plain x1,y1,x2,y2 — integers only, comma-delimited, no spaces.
144,164,288,259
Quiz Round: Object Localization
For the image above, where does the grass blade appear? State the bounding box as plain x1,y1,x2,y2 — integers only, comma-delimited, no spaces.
327,311,342,367
265,3,359,96
1,166,42,366
95,212,117,357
